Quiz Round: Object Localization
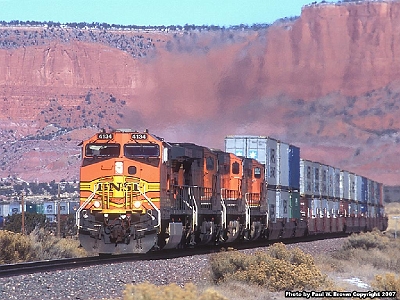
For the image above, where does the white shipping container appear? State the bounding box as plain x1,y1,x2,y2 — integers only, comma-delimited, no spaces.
9,202,21,215
328,166,334,198
300,159,313,196
333,167,341,199
321,198,329,217
267,189,277,223
349,173,356,201
311,198,322,218
312,162,321,197
319,164,329,198
0,203,9,217
278,142,289,188
59,202,70,215
225,136,279,186
340,171,350,200
44,201,56,215
367,179,373,204
275,190,289,220
355,175,362,202
266,138,278,186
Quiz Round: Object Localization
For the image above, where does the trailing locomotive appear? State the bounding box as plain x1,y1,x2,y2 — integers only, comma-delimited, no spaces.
77,129,387,254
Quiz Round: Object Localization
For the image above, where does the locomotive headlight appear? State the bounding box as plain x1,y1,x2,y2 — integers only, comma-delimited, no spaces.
133,201,142,209
115,161,123,174
93,200,101,208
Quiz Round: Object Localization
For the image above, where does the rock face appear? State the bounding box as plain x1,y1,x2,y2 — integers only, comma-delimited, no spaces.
1,1,400,185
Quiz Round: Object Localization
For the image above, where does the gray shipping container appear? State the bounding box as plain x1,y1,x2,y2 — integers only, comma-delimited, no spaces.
328,166,341,199
59,202,70,215
278,142,289,188
340,171,350,200
9,202,21,215
355,174,362,202
310,198,322,218
225,136,280,186
300,159,313,196
44,201,56,215
312,162,320,197
275,190,289,220
349,173,356,201
267,189,277,223
319,164,329,198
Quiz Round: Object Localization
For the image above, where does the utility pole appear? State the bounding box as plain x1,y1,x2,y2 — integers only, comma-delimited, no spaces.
21,191,25,235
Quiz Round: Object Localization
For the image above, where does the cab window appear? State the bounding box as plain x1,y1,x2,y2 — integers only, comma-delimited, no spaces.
254,167,262,179
206,157,214,171
85,143,120,157
232,162,240,174
124,144,160,157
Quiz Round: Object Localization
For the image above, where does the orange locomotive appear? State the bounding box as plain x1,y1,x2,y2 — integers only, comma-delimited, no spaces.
77,129,268,254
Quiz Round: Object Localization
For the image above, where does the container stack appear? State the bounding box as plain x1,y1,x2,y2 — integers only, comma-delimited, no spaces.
225,135,300,223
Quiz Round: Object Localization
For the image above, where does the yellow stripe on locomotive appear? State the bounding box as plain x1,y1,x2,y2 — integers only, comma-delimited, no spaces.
80,175,160,214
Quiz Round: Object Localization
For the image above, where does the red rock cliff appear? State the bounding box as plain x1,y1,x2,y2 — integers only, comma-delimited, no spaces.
0,1,400,185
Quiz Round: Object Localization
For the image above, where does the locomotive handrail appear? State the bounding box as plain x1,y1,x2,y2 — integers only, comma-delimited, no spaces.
220,188,227,229
188,187,198,231
137,187,161,229
244,193,251,230
76,183,99,228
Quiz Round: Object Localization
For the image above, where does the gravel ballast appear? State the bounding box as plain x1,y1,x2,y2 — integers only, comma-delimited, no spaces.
0,238,346,300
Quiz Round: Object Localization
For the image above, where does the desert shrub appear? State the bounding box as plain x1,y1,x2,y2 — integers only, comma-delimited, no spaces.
28,228,87,260
372,273,400,299
210,243,330,292
123,282,227,300
332,231,400,272
342,230,389,250
0,228,86,264
0,230,36,263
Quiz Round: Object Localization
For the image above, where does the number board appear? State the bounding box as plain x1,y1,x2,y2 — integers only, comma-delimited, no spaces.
97,133,113,140
131,133,148,140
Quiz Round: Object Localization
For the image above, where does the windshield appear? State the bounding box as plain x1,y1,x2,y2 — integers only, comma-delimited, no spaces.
124,143,160,158
85,143,120,157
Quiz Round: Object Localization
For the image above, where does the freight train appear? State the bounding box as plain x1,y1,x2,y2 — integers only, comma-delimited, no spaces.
77,129,388,254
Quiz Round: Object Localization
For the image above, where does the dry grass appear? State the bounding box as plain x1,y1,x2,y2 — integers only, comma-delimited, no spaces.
386,202,400,233
0,228,87,264
123,282,228,300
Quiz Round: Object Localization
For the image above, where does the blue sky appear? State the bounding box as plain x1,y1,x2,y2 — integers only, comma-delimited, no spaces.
1,0,313,26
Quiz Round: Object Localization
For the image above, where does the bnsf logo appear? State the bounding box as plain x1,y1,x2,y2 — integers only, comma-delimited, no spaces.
97,182,140,192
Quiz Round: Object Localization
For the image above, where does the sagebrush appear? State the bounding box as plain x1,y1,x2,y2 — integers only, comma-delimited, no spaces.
209,243,331,292
123,282,227,300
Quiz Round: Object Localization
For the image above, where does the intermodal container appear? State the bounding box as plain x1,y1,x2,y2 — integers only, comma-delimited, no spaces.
349,173,356,201
25,202,37,213
340,171,350,200
224,136,299,190
300,159,313,196
267,189,277,223
278,142,289,188
9,202,21,215
321,198,328,217
312,162,320,197
59,202,70,215
360,177,368,203
288,145,300,190
319,164,329,198
275,189,289,220
289,191,301,219
44,201,56,215
310,198,322,218
69,202,79,214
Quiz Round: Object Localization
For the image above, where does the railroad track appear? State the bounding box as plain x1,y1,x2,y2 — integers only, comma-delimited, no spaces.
0,232,349,278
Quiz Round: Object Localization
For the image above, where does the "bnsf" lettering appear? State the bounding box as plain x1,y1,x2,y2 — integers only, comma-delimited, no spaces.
97,182,139,192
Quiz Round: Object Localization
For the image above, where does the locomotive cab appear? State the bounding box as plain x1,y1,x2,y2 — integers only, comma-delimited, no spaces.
77,129,166,254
